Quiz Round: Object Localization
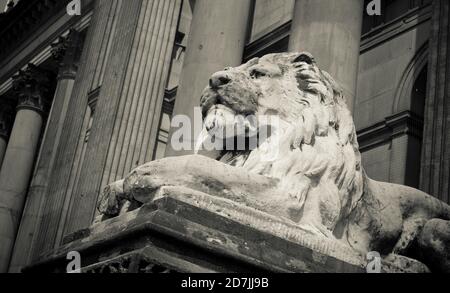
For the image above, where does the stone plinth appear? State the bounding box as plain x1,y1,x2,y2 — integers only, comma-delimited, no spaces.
26,187,423,273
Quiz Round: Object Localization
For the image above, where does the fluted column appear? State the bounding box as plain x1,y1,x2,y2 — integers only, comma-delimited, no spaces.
289,0,364,112
165,0,253,158
8,30,82,273
36,0,182,249
98,0,183,190
0,104,13,168
63,0,182,237
0,65,52,273
29,0,125,262
421,0,450,203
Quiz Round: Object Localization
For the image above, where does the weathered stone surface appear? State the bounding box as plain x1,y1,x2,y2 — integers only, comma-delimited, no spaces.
417,219,450,272
29,187,431,273
97,179,126,217
100,52,450,273
96,179,140,222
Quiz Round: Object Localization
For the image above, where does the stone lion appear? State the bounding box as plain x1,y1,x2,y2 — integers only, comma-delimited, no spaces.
99,52,450,272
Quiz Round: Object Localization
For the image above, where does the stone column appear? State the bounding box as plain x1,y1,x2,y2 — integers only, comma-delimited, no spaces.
289,0,364,112
0,104,13,168
62,0,183,237
28,0,126,263
421,0,450,203
8,31,82,273
0,65,52,273
165,0,253,157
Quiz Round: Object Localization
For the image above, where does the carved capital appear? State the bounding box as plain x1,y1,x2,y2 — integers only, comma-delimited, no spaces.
51,29,82,79
12,64,53,114
0,103,14,140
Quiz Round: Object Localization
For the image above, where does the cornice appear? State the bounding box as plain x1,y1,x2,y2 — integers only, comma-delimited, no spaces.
0,4,93,97
360,4,432,54
0,0,72,59
357,111,424,152
243,5,432,61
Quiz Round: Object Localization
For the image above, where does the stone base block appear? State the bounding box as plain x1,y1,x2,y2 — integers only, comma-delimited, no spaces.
25,187,425,273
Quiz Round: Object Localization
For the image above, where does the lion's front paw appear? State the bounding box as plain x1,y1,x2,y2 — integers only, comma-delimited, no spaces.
97,179,141,220
123,165,168,204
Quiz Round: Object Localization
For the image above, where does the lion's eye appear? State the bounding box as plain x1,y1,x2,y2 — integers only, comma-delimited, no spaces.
250,69,267,79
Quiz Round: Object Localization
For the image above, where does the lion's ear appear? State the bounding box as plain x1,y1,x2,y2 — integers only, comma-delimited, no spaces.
292,52,316,65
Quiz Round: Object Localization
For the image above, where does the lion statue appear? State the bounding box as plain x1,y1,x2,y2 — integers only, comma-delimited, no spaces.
99,52,450,272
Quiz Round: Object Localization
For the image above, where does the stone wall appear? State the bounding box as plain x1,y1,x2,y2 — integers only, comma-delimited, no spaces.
356,7,431,187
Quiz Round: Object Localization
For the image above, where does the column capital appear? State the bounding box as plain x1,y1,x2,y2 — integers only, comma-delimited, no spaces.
51,29,82,80
0,103,14,140
12,64,53,115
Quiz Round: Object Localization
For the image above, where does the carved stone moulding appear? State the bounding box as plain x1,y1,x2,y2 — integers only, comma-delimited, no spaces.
12,64,53,115
25,187,424,274
51,29,82,80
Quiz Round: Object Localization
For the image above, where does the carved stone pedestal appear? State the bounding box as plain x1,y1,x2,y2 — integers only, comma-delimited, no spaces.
25,187,428,274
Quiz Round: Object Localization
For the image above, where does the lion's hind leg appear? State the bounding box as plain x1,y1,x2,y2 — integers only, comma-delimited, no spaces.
392,217,427,255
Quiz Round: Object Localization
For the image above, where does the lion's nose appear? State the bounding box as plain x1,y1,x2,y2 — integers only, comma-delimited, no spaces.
209,71,231,89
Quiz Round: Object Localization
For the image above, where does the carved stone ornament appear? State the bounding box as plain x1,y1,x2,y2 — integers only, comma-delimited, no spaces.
12,64,52,114
100,52,450,273
51,29,81,79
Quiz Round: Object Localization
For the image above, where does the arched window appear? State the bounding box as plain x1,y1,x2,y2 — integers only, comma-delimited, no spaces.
410,66,427,118
404,65,427,189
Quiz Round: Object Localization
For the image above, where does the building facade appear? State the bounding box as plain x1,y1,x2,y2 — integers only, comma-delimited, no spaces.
0,0,448,273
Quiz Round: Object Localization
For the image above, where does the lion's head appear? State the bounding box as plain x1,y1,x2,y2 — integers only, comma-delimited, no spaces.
201,52,345,132
200,52,364,233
